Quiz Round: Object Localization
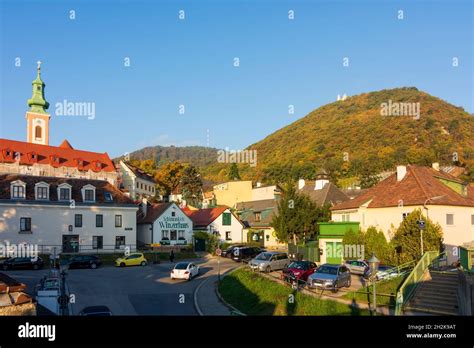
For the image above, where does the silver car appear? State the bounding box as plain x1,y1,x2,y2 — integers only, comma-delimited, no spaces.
249,252,290,272
344,260,369,275
307,264,351,292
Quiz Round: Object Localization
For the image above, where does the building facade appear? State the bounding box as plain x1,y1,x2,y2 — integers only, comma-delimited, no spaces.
118,160,156,201
137,202,193,246
0,174,137,254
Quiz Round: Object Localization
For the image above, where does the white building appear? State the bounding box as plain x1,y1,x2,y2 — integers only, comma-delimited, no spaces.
184,206,244,243
331,164,474,263
0,174,138,254
118,160,156,201
137,202,193,246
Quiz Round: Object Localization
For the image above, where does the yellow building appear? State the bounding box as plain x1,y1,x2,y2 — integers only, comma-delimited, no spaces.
213,181,252,208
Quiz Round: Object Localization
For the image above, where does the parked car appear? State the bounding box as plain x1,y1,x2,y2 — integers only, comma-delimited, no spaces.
344,259,369,275
231,247,265,263
307,264,351,292
1,257,44,271
79,305,112,316
221,245,245,258
68,255,101,269
363,264,397,281
170,262,200,280
249,252,290,272
282,261,318,283
115,253,147,267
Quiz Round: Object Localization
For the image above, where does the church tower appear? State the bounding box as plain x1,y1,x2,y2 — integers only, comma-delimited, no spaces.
26,61,50,145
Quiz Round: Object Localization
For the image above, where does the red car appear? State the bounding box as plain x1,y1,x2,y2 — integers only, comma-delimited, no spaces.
281,261,318,285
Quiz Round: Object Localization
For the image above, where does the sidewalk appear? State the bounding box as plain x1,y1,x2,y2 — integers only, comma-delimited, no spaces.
194,258,237,316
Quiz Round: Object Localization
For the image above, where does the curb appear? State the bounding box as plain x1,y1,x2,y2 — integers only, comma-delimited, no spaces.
214,267,246,316
193,277,209,316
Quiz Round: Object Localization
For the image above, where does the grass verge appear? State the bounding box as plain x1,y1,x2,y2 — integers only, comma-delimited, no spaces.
218,268,371,316
343,275,406,307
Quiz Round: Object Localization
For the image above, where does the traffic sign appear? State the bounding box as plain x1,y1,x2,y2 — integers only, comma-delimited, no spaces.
417,220,426,230
216,248,222,256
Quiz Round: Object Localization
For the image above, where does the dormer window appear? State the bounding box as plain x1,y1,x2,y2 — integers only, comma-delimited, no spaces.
104,192,113,202
57,183,72,201
81,184,96,202
35,182,50,200
11,180,26,199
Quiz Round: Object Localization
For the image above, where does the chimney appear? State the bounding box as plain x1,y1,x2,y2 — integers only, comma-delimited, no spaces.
298,179,305,190
396,165,407,182
432,162,440,171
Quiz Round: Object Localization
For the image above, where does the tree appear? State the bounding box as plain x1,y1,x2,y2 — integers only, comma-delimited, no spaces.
154,161,185,197
180,165,203,208
271,184,322,244
363,226,391,263
228,163,241,180
390,209,443,264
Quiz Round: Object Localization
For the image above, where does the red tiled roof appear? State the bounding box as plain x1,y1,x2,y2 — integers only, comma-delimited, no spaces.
137,202,173,224
0,138,115,173
184,206,231,227
331,165,474,210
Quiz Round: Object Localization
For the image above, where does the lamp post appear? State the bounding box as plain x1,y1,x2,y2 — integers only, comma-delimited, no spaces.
368,253,380,315
420,195,445,256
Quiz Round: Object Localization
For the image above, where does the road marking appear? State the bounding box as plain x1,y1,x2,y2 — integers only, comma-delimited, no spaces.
193,277,209,316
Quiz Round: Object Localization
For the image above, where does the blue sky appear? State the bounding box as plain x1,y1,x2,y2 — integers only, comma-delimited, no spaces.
0,0,472,158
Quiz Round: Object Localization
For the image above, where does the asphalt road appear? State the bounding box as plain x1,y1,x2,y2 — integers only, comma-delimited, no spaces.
3,257,237,316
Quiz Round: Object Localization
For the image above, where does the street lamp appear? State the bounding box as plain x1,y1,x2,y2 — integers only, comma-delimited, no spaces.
420,195,445,256
368,253,380,315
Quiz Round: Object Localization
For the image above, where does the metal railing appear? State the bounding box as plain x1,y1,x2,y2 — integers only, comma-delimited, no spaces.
33,244,137,255
395,251,441,315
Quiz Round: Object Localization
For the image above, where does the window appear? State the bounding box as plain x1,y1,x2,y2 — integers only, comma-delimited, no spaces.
222,212,232,225
20,217,31,232
178,231,185,240
266,234,270,241
162,231,169,240
12,185,25,199
35,125,42,139
59,187,71,201
93,236,103,249
136,182,139,189
115,236,125,249
342,213,350,222
254,212,261,222
115,215,122,228
75,214,83,228
471,215,474,226
84,189,95,202
35,183,49,200
446,214,454,225
171,212,176,217
226,231,232,241
170,230,177,240
104,192,113,202
96,214,103,228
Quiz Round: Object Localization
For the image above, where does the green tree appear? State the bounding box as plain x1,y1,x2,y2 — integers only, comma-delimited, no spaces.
271,184,322,244
180,165,203,207
390,209,443,264
363,226,391,263
228,163,241,180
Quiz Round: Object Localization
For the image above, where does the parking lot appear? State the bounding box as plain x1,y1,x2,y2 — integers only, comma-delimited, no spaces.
4,258,228,315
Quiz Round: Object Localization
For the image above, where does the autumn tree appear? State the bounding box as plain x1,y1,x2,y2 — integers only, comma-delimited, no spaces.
154,161,185,197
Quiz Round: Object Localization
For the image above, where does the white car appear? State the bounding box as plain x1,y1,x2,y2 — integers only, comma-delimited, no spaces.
170,262,200,280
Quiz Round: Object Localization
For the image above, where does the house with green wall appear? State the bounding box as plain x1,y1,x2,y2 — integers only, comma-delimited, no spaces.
318,222,360,264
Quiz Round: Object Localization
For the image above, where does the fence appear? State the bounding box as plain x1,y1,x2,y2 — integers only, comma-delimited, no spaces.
395,251,441,315
33,244,138,255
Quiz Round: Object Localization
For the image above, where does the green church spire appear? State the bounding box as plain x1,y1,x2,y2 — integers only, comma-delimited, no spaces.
27,61,49,114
